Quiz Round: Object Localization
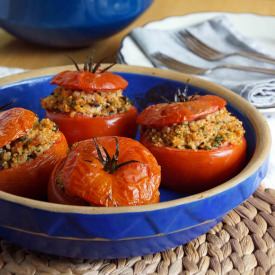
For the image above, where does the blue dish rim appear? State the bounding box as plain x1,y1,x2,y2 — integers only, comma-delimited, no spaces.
0,65,271,214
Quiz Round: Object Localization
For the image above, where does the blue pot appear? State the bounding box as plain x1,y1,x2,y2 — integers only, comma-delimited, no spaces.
0,65,271,259
0,0,153,48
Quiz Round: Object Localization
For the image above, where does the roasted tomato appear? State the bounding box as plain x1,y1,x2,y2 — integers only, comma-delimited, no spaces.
0,108,68,199
137,94,247,194
137,95,226,128
48,159,88,206
46,106,137,145
42,59,138,144
48,137,161,206
140,136,247,193
51,70,128,92
0,108,37,148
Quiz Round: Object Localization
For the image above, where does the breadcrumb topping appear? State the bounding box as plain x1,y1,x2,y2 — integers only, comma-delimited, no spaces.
41,87,133,117
143,108,245,150
0,119,60,169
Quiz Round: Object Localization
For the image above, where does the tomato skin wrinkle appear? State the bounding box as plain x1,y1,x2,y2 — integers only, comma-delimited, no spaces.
51,70,128,92
0,108,37,148
48,159,88,206
137,95,226,127
48,137,161,206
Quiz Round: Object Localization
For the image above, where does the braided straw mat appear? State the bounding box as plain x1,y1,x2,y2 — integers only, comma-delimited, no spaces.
0,185,274,275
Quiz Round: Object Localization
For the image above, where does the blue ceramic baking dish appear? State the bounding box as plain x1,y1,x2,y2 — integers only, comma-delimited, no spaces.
0,0,153,47
0,65,271,259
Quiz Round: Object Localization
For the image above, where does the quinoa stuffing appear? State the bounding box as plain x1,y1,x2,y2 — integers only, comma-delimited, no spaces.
143,108,245,150
0,118,61,169
41,87,133,117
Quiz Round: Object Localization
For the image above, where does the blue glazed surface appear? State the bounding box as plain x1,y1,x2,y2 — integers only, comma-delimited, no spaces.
0,0,153,47
0,73,267,259
0,218,222,259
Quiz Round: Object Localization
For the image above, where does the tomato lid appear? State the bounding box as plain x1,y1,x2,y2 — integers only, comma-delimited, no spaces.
51,70,128,93
0,108,37,148
137,95,226,127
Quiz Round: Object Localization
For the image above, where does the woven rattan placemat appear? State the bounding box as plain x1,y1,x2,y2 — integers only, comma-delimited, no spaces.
0,185,274,275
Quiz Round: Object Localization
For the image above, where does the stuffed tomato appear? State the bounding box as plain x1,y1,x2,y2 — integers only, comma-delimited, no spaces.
137,94,247,193
0,108,68,199
41,60,137,144
48,136,161,206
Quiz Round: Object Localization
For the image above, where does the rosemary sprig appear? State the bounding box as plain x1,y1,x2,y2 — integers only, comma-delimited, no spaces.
67,55,116,74
91,56,108,73
66,55,80,71
173,79,197,102
174,88,189,102
159,79,198,103
88,137,139,174
99,63,116,73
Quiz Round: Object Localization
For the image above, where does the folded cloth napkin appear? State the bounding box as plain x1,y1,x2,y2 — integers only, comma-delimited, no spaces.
0,66,25,78
130,15,275,108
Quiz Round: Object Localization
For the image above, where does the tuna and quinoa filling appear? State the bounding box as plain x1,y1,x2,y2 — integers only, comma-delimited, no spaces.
41,87,133,117
0,119,60,169
143,108,245,150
